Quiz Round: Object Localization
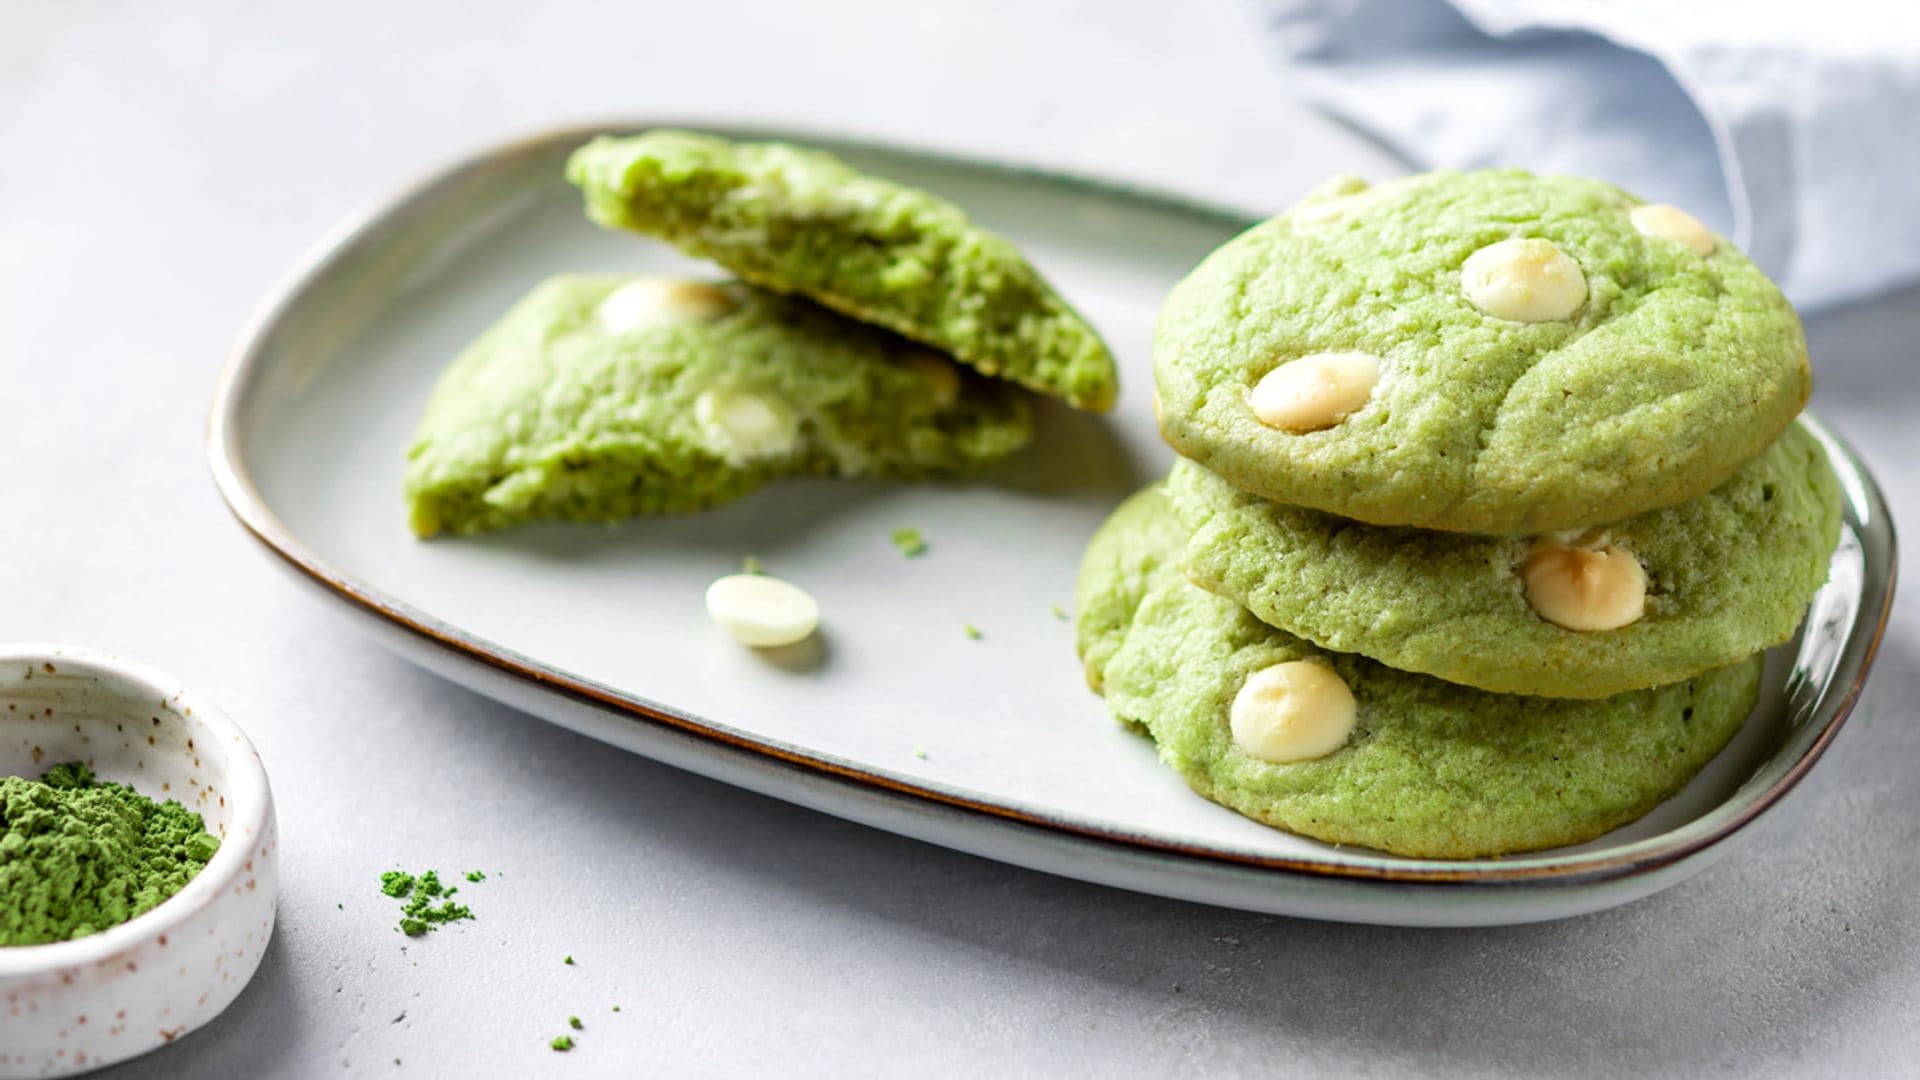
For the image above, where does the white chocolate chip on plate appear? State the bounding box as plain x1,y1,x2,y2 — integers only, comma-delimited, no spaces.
705,573,820,648
1249,352,1382,433
1629,204,1717,256
598,278,733,333
1461,238,1588,322
695,386,800,464
1521,538,1647,631
1230,660,1358,764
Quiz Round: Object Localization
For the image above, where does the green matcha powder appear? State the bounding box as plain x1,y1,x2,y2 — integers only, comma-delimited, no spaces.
0,762,220,947
379,869,473,937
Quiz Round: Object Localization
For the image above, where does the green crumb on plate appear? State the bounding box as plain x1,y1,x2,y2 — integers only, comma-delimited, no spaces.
963,623,982,640
465,870,485,883
1051,604,1069,621
569,1016,584,1030
613,1005,621,1012
551,1036,574,1052
564,955,575,966
890,527,928,557
913,747,928,760
742,555,764,574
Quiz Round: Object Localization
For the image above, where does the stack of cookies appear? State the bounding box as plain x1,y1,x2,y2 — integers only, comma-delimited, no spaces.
1077,170,1843,858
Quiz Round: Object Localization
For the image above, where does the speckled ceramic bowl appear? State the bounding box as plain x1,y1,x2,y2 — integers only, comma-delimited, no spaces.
0,645,277,1078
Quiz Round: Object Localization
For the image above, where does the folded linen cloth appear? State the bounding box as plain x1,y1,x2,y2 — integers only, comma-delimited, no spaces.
1257,0,1920,309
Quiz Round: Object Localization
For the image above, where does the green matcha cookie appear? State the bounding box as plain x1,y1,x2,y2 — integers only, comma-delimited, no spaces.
1075,487,1763,859
1154,169,1810,535
1168,424,1840,699
405,274,1031,536
567,130,1119,411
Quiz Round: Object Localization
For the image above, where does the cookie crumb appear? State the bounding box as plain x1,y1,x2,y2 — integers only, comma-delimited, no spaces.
890,527,928,558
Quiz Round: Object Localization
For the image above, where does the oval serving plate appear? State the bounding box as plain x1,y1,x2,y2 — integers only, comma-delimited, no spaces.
207,121,1894,927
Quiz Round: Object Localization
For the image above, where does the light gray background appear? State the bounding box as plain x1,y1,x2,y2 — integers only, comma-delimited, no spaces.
4,2,1915,1076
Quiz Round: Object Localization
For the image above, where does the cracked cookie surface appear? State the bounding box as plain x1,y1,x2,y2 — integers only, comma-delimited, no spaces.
1153,169,1810,534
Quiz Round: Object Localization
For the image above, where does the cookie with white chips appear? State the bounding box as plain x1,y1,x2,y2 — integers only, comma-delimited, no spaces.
404,274,1031,536
1152,169,1809,535
1165,423,1840,700
1075,486,1762,858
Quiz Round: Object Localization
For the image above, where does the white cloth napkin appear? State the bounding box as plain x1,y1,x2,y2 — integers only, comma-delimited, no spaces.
1258,0,1920,309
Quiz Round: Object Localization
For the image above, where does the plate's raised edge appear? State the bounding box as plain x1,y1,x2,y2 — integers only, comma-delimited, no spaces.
204,118,1897,889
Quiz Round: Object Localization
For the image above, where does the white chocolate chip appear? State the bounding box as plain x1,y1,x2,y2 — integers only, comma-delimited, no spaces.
1291,194,1366,230
1229,660,1358,764
1461,238,1588,323
1629,204,1717,256
1291,194,1381,232
1520,539,1647,631
1304,174,1372,202
598,278,733,333
1286,175,1380,231
1249,352,1382,433
705,573,820,647
901,348,962,409
695,387,799,464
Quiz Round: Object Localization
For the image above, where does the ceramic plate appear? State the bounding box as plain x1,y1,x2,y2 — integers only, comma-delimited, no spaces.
206,122,1895,926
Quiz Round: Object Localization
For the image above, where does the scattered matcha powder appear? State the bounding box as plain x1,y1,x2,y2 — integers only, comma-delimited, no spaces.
741,555,764,575
464,870,486,883
550,1036,575,1053
612,1005,622,1013
0,762,220,946
569,1016,584,1031
379,868,474,937
912,747,929,761
963,623,983,641
890,527,928,558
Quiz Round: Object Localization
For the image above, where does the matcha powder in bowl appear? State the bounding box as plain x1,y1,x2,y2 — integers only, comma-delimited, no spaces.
0,645,278,1079
0,761,221,946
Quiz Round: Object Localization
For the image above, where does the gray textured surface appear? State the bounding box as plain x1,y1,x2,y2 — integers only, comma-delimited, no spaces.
3,1,1912,1076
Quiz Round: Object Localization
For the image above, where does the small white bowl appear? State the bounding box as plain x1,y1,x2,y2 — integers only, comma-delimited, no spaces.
0,646,277,1078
